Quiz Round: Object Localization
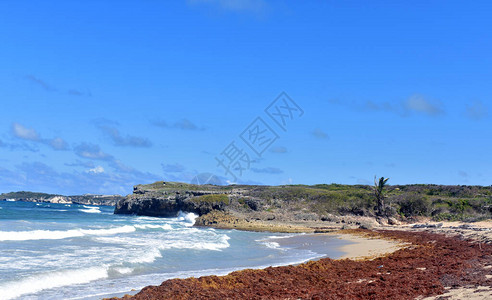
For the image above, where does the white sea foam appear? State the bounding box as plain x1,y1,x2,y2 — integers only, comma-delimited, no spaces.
177,211,198,226
0,225,136,241
129,247,162,264
80,225,136,236
267,234,301,239
157,234,230,251
96,229,231,252
262,241,281,249
134,224,173,230
0,266,108,300
79,206,101,214
114,267,133,274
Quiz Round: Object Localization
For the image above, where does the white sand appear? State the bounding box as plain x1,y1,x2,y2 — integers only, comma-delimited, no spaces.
334,232,408,260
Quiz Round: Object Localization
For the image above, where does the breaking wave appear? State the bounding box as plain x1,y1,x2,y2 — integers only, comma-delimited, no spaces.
0,225,136,241
79,206,101,214
0,267,109,300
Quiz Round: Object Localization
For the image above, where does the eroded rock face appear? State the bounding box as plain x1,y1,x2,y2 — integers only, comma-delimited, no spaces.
114,191,228,217
115,197,180,217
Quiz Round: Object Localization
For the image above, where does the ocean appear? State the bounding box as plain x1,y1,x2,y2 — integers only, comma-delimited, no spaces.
0,200,349,300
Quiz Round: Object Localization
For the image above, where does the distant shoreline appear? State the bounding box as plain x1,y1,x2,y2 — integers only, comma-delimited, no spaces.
0,194,123,206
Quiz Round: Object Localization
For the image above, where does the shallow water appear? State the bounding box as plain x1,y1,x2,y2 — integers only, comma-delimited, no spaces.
0,200,348,300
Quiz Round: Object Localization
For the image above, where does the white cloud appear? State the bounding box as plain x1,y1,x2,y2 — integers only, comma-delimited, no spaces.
404,95,444,116
150,118,204,131
331,94,446,117
49,137,69,151
12,123,40,141
87,166,105,174
74,143,113,161
95,122,152,148
11,123,69,151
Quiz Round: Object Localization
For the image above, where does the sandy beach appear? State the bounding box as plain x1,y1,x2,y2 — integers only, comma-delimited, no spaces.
108,224,492,300
335,232,408,260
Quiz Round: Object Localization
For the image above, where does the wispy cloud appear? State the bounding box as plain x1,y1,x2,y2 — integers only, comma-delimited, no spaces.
95,122,152,148
403,95,444,116
250,167,283,174
11,123,69,151
12,122,40,141
74,143,113,161
49,137,69,150
0,138,39,152
25,75,56,92
87,166,105,174
11,160,161,195
71,141,159,184
161,163,186,173
68,89,92,97
465,100,488,120
151,118,205,131
312,128,329,139
25,74,91,97
330,94,445,117
270,146,287,154
363,100,400,113
17,161,59,178
65,160,96,168
187,0,266,14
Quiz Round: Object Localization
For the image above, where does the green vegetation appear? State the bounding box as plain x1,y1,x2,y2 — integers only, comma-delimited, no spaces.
374,177,389,216
137,181,233,192
192,194,230,205
136,181,492,222
247,184,491,221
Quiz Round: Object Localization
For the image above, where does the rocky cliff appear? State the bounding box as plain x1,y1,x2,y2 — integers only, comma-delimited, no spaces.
114,182,235,217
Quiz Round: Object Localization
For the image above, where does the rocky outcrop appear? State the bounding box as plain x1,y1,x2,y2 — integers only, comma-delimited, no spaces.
114,196,226,217
194,211,314,233
114,187,230,217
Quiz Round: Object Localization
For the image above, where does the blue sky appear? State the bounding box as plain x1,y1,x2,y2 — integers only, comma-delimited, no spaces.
0,0,491,195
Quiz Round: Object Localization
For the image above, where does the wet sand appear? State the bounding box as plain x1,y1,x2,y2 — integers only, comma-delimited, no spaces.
270,232,407,261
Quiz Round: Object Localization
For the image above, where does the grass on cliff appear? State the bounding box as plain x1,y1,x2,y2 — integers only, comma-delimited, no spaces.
138,181,233,192
192,194,230,205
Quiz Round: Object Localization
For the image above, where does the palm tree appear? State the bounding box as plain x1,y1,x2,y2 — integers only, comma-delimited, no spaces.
374,176,389,216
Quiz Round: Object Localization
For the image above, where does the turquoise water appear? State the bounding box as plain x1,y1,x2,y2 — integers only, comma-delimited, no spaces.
0,200,347,300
